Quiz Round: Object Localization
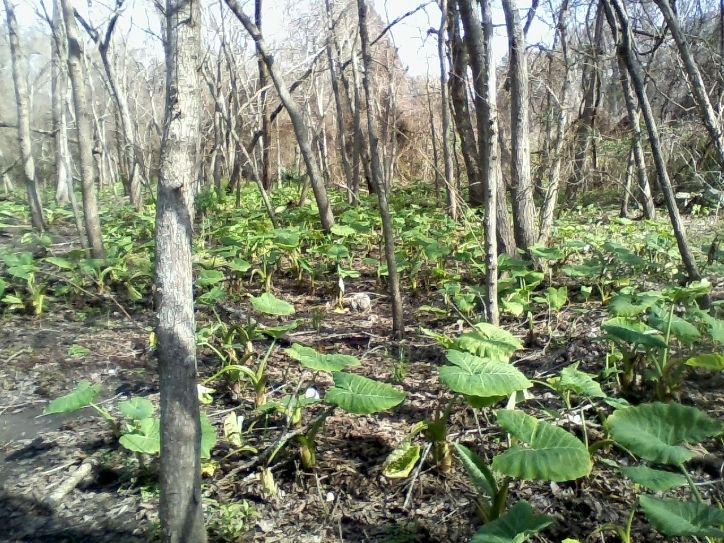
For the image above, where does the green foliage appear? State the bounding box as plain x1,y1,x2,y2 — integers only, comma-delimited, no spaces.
439,351,531,400
639,496,724,538
492,410,592,482
324,372,406,415
250,292,295,316
470,501,554,543
285,343,361,372
45,381,102,415
606,402,722,465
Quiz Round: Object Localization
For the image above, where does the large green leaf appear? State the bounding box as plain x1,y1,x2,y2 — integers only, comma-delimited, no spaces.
557,364,606,398
649,310,700,344
197,269,225,287
250,292,295,316
324,372,406,415
608,293,660,317
118,397,155,421
639,495,724,538
685,353,724,371
439,351,531,399
454,323,523,362
544,286,568,311
454,443,495,499
529,246,564,261
619,465,687,492
492,410,592,481
471,501,554,543
606,402,723,465
200,414,217,459
120,418,160,454
285,344,361,373
602,317,667,349
45,381,102,414
383,442,421,479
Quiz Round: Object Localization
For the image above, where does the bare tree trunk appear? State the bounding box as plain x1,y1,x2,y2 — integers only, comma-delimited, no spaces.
620,148,634,217
457,0,499,324
604,0,703,289
324,0,354,202
616,55,655,219
426,78,442,201
4,0,45,231
538,0,572,244
438,0,457,220
61,0,104,258
653,0,724,169
568,5,604,198
51,0,72,207
156,0,206,541
357,0,404,338
502,0,538,252
255,0,272,191
225,0,334,232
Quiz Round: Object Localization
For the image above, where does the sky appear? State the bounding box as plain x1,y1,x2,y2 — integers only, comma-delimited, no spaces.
15,0,553,77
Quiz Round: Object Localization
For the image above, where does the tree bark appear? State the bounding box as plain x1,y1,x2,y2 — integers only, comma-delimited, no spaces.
604,0,703,289
437,0,457,220
61,0,105,258
502,0,538,252
255,0,272,191
224,0,335,232
51,0,73,207
616,54,655,219
156,0,206,541
357,0,404,338
538,0,571,243
457,0,499,324
4,0,45,231
653,0,724,169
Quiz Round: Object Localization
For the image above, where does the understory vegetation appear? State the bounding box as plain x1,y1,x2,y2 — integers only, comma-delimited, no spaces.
1,184,722,542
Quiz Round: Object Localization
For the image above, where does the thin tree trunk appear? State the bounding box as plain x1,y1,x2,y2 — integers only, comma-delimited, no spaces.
225,0,334,232
156,0,206,541
51,0,72,207
502,0,538,252
538,0,571,243
653,0,724,169
4,0,45,231
357,0,404,338
568,4,604,197
458,0,499,324
61,0,104,258
324,0,354,203
620,148,634,217
255,0,272,191
604,0,703,289
426,78,442,201
616,55,655,219
448,1,482,207
438,0,457,220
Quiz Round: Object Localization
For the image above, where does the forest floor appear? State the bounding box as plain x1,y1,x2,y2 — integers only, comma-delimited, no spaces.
0,206,723,543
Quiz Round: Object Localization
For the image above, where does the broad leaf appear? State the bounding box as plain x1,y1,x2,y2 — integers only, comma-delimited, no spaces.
619,465,687,492
544,286,568,311
439,351,531,399
606,402,723,465
529,246,564,261
492,410,592,481
118,397,155,421
454,443,496,499
200,414,217,459
198,269,225,287
608,294,659,317
639,495,724,538
602,317,667,349
557,364,606,398
120,418,160,455
471,501,554,543
383,442,421,479
250,292,295,316
454,323,523,362
649,310,700,344
685,353,724,371
325,372,405,415
285,344,361,373
45,381,102,414
45,256,75,270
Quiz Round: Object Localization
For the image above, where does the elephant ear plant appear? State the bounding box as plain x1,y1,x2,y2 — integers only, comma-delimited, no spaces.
267,344,406,471
45,382,217,460
604,402,724,542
